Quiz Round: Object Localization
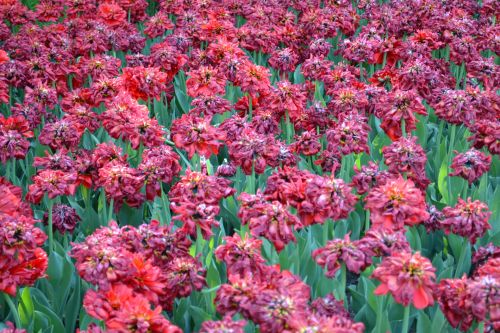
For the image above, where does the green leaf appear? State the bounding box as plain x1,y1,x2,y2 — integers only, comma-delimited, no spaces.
32,299,65,333
188,306,211,331
430,309,446,332
33,311,49,333
437,159,449,204
65,277,82,333
18,288,34,327
416,312,432,333
47,252,64,284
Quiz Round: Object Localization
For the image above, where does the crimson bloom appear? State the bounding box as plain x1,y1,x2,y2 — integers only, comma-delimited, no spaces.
121,66,170,100
236,61,271,95
144,12,174,38
43,204,80,234
96,160,145,211
101,92,166,149
441,198,491,244
97,2,127,27
290,130,322,156
84,284,181,333
0,115,33,162
300,175,357,226
372,251,436,309
26,170,77,204
449,148,491,184
0,208,47,296
186,66,227,97
376,89,427,141
215,233,267,281
168,169,235,206
382,136,429,188
468,120,499,155
0,177,31,217
360,228,411,257
311,293,350,318
351,162,391,195
313,234,373,277
436,276,474,331
139,146,181,200
227,127,280,175
0,49,9,64
199,317,246,333
238,193,302,252
171,114,224,159
365,176,429,231
38,119,84,151
325,111,371,156
268,47,298,73
467,276,500,332
171,200,220,239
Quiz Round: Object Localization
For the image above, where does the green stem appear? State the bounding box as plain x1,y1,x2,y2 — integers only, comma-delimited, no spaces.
447,125,456,204
365,210,370,232
108,198,114,222
83,186,91,214
246,161,256,194
3,293,21,329
454,237,469,278
462,62,466,89
340,263,347,303
100,189,107,225
160,183,170,226
248,94,253,120
478,321,485,333
401,305,411,333
9,159,16,184
285,111,292,144
308,155,315,171
47,199,54,255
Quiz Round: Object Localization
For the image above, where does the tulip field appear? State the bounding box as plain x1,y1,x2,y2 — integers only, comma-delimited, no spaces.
0,0,499,332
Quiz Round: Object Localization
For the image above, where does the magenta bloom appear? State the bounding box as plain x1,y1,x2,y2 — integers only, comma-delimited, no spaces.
199,316,246,333
365,176,429,231
300,175,357,226
215,233,267,281
43,204,80,234
313,234,373,277
382,136,429,188
372,251,436,309
96,160,145,210
27,170,77,204
238,193,301,252
449,148,491,184
441,198,491,244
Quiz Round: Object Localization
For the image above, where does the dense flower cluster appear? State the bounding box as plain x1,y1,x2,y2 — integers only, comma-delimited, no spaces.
239,192,301,252
264,167,357,226
437,244,500,332
215,234,365,333
0,178,47,296
0,0,497,332
169,167,235,239
71,221,203,330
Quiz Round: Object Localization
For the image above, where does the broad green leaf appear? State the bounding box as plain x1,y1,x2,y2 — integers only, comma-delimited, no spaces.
18,288,34,327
